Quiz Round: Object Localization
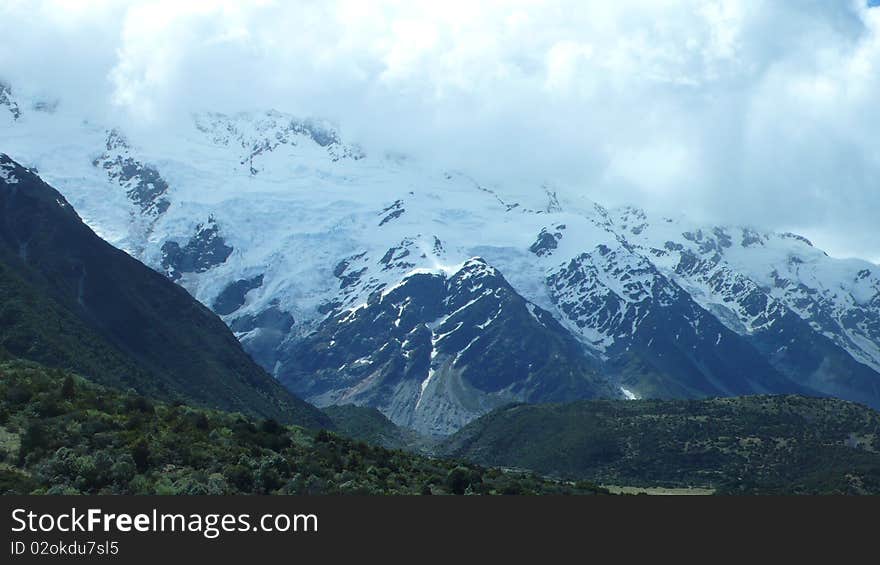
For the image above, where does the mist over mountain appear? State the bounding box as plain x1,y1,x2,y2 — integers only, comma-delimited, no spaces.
4,1,880,261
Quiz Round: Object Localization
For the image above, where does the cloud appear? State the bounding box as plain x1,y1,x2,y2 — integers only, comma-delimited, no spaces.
1,0,878,261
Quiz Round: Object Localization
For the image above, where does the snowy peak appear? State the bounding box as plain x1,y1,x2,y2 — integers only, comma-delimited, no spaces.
446,257,502,297
92,128,171,217
546,242,679,349
0,154,20,184
615,209,880,375
194,110,364,175
542,237,803,399
279,257,614,435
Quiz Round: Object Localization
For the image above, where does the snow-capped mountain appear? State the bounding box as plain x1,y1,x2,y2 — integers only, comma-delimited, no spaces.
280,257,615,435
3,81,879,434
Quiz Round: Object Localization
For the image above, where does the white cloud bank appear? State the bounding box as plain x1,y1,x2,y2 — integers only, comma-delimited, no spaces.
1,0,879,261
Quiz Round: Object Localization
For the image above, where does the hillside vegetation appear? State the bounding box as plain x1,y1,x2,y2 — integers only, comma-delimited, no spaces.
442,397,880,494
321,404,427,450
0,361,607,495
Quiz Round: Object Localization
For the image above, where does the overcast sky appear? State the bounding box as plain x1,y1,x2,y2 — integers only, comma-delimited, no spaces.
1,0,879,262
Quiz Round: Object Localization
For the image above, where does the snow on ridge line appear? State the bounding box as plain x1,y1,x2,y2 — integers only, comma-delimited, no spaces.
0,160,19,184
378,257,497,301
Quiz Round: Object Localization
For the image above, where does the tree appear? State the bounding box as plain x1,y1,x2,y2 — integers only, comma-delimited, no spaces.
445,466,471,495
260,418,282,435
194,413,210,431
19,422,49,463
61,375,76,400
131,440,150,473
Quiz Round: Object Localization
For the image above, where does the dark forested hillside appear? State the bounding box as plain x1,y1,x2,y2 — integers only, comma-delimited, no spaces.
321,404,427,450
0,154,328,427
0,361,607,495
442,396,880,494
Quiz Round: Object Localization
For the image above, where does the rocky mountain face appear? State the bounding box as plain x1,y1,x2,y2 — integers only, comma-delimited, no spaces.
279,258,615,435
2,81,879,435
546,243,807,399
0,82,21,121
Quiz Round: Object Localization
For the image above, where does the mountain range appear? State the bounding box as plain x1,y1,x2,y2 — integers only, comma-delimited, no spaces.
2,80,880,436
